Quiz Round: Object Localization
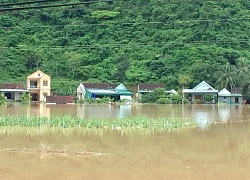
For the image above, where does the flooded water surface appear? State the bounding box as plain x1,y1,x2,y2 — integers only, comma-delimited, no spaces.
1,104,250,179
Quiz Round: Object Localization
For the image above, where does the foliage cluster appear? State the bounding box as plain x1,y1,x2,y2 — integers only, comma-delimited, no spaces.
20,92,31,104
140,88,184,104
0,93,7,106
0,0,250,97
203,94,215,103
84,96,113,104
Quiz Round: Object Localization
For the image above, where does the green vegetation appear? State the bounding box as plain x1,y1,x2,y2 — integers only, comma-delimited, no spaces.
0,115,197,131
140,88,185,104
20,92,31,104
0,93,7,106
0,1,250,97
203,94,215,103
83,96,113,104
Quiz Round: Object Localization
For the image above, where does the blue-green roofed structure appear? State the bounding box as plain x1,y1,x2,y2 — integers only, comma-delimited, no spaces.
77,83,134,102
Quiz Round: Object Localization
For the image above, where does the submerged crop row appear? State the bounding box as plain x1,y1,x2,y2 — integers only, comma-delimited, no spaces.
0,115,197,131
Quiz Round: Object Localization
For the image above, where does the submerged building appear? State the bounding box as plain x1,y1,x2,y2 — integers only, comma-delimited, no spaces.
77,82,134,102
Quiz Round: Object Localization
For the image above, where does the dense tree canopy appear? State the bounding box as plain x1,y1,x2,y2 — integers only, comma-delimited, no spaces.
0,0,249,97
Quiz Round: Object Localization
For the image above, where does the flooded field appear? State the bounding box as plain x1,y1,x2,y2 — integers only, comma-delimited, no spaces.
1,104,250,179
0,103,249,128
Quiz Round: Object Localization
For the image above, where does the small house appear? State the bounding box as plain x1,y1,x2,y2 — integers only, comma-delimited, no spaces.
218,88,243,104
182,81,218,104
26,70,51,102
0,83,28,101
77,82,134,102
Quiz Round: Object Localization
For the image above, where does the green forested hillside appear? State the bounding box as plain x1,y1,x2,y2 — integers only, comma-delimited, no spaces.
0,0,250,96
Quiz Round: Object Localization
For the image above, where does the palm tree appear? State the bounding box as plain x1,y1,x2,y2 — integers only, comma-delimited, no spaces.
215,62,236,92
236,57,250,85
235,57,250,98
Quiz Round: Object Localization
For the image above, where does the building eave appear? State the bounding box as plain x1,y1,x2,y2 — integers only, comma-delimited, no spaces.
0,89,29,93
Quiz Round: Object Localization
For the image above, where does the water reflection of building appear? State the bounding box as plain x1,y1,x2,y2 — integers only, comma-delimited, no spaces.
182,105,243,130
26,103,50,118
77,105,132,119
217,105,231,123
218,104,243,123
182,105,216,130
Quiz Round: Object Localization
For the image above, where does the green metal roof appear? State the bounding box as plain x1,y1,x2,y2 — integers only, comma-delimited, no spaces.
85,89,133,96
115,89,134,95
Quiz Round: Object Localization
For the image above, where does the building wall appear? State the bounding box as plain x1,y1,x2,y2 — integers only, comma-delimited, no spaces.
230,96,243,104
27,70,51,102
218,96,231,104
218,96,243,104
14,92,22,101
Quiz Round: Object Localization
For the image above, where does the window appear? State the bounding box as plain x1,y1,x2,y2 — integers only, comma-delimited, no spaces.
43,80,48,86
30,81,37,88
235,97,239,103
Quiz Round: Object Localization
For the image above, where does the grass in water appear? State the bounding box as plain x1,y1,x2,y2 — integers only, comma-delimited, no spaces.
0,115,197,132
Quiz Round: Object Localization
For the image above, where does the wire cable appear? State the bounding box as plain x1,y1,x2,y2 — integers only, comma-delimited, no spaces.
0,39,248,51
0,0,230,12
0,0,121,12
1,17,249,29
0,0,60,7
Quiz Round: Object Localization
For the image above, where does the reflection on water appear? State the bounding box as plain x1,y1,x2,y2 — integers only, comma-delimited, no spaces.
1,104,250,179
0,103,247,126
181,104,244,129
1,122,250,180
77,105,133,119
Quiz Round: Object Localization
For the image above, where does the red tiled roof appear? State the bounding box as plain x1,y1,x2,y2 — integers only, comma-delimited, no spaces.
82,82,109,89
82,83,119,89
0,83,24,89
109,83,119,89
138,83,166,91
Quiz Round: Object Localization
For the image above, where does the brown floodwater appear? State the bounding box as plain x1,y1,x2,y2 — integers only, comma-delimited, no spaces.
1,104,250,179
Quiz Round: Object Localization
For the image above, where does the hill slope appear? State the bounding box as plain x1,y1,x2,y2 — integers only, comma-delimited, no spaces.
0,0,249,95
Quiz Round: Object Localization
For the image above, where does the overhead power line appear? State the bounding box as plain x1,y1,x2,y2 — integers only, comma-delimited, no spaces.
0,0,228,12
1,17,250,29
0,0,60,7
0,39,248,51
0,0,120,12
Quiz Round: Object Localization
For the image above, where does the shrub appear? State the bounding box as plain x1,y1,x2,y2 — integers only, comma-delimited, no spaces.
170,94,182,104
0,92,7,106
77,98,85,104
20,92,31,104
117,99,132,104
203,94,214,103
85,96,113,104
156,98,171,104
140,88,167,103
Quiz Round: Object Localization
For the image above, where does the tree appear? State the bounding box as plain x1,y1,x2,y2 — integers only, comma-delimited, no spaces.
235,57,250,85
215,62,236,92
178,74,192,89
113,55,130,82
64,52,83,79
235,57,250,97
21,49,43,70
